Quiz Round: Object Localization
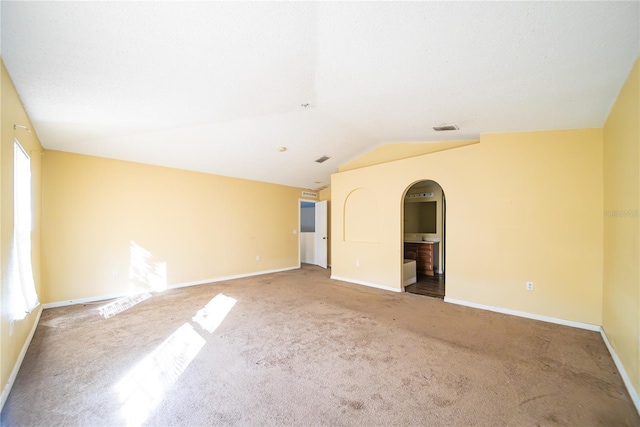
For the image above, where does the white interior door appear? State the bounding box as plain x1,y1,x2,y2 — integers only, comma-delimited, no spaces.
314,200,327,268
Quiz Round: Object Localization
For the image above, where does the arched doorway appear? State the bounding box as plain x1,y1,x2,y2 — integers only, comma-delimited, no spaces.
402,180,446,298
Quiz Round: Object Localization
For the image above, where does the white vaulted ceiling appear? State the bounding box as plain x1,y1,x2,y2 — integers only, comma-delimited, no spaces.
1,2,638,189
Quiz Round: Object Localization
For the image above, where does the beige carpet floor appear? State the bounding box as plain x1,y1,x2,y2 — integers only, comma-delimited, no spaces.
2,264,639,426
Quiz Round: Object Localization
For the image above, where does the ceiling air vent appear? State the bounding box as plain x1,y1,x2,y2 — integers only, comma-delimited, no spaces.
433,124,459,131
315,155,331,163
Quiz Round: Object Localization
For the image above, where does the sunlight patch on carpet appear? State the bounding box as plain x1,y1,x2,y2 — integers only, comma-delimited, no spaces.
193,294,237,333
114,323,205,427
98,292,152,319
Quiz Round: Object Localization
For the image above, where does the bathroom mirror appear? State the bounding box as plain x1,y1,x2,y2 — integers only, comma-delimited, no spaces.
404,201,437,233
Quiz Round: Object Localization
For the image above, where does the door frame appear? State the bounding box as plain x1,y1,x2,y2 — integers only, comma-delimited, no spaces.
401,180,446,291
298,198,328,268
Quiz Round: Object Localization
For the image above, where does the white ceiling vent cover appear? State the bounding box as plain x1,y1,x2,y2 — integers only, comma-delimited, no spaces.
302,191,318,198
433,125,459,131
315,155,331,163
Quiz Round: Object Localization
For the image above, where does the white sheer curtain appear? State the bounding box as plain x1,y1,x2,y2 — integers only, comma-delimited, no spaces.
11,140,39,319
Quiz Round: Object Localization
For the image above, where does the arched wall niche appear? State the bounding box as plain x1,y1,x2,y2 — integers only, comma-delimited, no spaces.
343,187,379,243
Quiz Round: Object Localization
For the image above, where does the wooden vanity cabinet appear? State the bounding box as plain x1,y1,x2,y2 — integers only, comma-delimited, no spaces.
404,242,435,276
404,243,419,261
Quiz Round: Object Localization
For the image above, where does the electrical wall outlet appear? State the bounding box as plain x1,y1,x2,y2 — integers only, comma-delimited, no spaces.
112,269,119,277
356,260,360,267
526,281,534,291
256,255,260,261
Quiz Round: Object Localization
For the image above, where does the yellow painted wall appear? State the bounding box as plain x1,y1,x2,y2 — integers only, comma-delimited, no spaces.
603,58,640,395
42,151,305,303
339,139,479,172
332,129,603,325
1,60,44,404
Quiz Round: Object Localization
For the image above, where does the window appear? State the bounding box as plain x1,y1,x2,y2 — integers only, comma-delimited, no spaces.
11,140,39,319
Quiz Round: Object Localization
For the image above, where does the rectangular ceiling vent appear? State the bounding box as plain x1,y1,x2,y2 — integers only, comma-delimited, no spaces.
315,155,331,163
302,191,318,198
433,124,459,131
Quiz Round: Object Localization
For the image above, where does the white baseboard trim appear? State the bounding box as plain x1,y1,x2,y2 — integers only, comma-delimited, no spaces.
600,327,640,415
169,266,299,290
42,291,129,309
444,297,600,331
1,305,43,412
330,275,402,293
43,266,300,309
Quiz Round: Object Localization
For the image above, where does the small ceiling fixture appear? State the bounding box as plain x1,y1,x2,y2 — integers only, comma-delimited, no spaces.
278,146,287,152
433,124,459,131
315,155,330,163
301,103,311,108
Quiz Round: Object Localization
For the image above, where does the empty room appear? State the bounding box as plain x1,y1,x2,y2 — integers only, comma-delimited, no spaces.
1,1,639,426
